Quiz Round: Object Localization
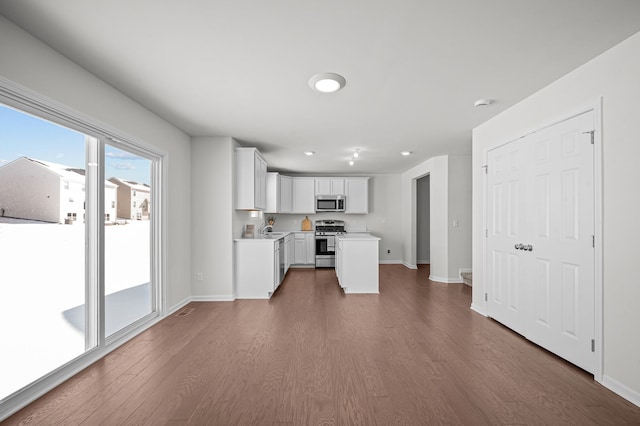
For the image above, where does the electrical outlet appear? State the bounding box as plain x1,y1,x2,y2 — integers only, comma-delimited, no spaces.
196,272,203,281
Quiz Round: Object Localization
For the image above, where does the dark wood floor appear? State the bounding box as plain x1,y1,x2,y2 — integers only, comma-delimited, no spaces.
5,265,640,425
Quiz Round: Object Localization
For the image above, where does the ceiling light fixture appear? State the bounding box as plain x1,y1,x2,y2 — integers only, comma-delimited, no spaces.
474,98,494,107
348,148,360,166
401,151,412,156
304,151,315,156
309,73,346,93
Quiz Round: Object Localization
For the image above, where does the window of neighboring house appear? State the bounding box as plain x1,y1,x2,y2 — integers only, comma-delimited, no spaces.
133,190,136,196
111,201,115,208
0,91,162,411
133,201,136,208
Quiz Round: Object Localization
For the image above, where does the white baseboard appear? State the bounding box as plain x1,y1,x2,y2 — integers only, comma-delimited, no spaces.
402,262,418,270
167,297,192,315
470,303,488,317
601,374,640,408
429,274,464,284
191,295,235,302
379,259,403,264
458,268,472,276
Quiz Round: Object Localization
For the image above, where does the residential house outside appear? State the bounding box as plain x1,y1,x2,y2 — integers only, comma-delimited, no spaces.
108,177,150,220
0,157,117,223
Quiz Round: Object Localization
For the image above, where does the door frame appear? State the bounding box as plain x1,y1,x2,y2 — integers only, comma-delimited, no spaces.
483,99,603,382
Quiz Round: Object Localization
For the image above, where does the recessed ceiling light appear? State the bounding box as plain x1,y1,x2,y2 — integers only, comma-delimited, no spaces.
309,73,346,93
304,151,315,156
474,98,494,107
401,151,412,156
349,159,354,166
353,149,359,158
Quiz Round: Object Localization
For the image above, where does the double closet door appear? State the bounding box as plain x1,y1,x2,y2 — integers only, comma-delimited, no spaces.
487,110,595,373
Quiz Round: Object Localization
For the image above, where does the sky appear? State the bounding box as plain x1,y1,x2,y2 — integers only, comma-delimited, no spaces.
0,104,150,184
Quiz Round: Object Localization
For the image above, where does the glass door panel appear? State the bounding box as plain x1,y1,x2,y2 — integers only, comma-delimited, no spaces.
104,144,153,337
0,105,91,400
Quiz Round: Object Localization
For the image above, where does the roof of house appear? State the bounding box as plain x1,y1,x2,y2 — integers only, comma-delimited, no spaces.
3,157,117,188
108,177,150,192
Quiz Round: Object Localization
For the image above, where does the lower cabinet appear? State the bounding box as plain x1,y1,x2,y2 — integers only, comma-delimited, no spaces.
335,234,380,293
292,232,315,266
284,233,293,273
235,240,281,299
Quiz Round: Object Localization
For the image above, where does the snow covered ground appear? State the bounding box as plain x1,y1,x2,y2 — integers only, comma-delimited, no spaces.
0,218,151,400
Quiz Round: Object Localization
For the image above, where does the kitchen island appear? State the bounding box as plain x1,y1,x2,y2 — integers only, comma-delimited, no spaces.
335,233,380,294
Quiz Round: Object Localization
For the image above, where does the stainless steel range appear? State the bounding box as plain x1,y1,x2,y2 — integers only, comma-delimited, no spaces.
315,219,346,268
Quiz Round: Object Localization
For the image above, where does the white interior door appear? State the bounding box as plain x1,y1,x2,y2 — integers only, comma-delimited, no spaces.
486,138,530,336
526,112,595,372
486,111,595,373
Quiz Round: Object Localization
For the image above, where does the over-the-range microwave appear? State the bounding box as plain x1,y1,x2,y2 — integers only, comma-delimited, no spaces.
316,195,346,212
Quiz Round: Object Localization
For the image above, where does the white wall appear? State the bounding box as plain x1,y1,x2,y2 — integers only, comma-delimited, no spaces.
0,16,192,309
191,137,238,300
416,175,430,263
447,156,472,279
472,31,640,405
270,174,404,263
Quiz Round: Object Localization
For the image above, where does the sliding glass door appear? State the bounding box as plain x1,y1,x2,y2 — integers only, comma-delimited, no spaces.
104,144,154,337
0,100,161,405
0,105,93,400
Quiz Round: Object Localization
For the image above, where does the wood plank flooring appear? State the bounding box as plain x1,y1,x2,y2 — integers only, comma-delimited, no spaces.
4,265,640,425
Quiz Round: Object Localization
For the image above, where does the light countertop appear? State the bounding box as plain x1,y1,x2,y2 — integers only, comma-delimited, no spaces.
336,232,380,241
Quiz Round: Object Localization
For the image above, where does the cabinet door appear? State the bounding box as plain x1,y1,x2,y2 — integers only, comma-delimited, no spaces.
292,178,315,213
265,172,280,213
315,179,331,196
345,177,369,214
305,233,315,264
316,178,345,195
254,154,267,210
280,176,293,213
294,237,306,264
331,179,345,195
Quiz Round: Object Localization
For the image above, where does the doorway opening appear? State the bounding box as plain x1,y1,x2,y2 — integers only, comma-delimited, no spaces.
417,174,430,267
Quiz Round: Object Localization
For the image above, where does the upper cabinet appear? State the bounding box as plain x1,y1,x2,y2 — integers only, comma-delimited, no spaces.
345,177,369,214
280,175,293,213
266,173,293,213
235,147,267,210
292,178,315,214
260,168,369,214
315,178,345,196
265,172,280,213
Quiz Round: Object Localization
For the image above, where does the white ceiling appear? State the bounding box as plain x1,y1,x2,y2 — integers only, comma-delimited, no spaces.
2,1,640,174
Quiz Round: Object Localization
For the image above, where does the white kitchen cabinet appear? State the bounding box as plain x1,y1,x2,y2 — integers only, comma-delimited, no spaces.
305,232,315,264
285,233,293,273
315,178,345,196
292,177,315,214
292,232,315,266
280,175,293,213
345,177,369,214
235,147,267,210
335,233,379,293
266,173,294,214
265,172,280,213
235,239,280,299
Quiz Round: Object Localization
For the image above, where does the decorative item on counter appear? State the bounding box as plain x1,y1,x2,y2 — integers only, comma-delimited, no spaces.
244,224,255,238
301,216,312,231
266,216,276,232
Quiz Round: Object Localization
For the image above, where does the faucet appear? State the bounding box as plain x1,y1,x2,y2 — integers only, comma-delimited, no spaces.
262,224,273,234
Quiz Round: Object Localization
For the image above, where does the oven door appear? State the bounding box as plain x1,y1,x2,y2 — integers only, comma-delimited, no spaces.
315,235,336,267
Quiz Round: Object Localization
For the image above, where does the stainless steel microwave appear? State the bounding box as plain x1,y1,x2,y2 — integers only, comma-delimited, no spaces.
316,195,346,212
